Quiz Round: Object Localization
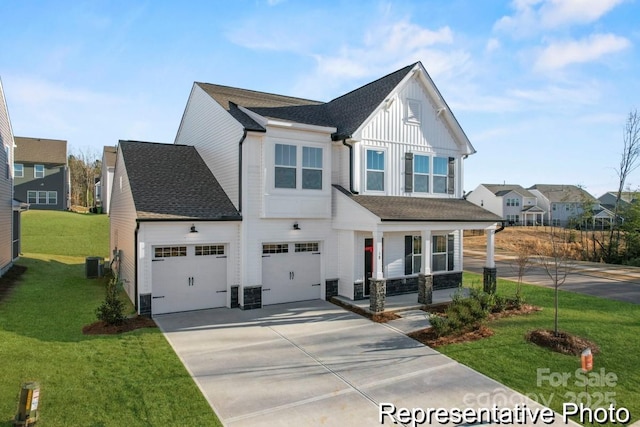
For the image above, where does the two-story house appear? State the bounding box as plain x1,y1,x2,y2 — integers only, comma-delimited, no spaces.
0,78,25,276
467,184,545,226
110,62,502,316
14,137,69,210
528,184,598,227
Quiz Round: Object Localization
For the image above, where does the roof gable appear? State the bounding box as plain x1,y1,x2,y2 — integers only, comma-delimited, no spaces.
14,137,67,164
528,184,596,203
484,184,536,199
119,140,241,220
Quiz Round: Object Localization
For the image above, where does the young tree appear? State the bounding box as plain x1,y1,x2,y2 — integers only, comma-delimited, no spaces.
68,148,101,208
536,227,576,336
511,240,535,301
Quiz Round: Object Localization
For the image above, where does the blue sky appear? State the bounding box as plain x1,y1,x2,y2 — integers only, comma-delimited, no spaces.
1,0,638,198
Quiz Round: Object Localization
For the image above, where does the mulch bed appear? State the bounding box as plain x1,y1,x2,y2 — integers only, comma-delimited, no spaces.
0,264,27,304
82,316,157,335
525,329,600,356
329,297,401,323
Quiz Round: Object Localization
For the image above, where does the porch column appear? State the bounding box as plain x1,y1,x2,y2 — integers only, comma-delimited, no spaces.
483,229,497,294
369,230,386,312
418,230,433,305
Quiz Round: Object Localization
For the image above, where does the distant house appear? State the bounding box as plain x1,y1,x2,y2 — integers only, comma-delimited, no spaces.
14,137,69,210
467,184,545,226
0,78,26,276
597,191,639,211
528,184,598,227
100,145,117,214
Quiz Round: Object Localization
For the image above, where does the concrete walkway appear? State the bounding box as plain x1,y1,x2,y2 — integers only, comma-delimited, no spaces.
156,300,577,426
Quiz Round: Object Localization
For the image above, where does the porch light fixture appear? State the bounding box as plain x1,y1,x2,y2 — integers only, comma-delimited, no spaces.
293,222,301,231
190,224,198,233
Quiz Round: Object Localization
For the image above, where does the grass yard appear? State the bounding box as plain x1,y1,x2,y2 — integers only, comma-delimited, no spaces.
438,273,640,426
0,211,221,426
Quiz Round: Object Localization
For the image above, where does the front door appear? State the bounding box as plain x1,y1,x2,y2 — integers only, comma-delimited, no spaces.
364,238,373,296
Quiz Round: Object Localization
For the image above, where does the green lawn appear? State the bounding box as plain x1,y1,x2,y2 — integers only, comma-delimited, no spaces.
1,211,221,426
440,273,640,426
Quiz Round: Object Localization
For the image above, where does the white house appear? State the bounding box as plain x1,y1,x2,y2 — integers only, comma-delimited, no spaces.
99,145,116,213
111,62,502,316
467,184,545,226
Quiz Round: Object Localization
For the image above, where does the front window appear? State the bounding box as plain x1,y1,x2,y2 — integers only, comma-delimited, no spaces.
432,234,454,272
302,147,322,190
47,191,57,205
433,157,448,194
34,164,45,178
414,155,429,193
14,163,23,178
366,149,385,191
275,144,296,189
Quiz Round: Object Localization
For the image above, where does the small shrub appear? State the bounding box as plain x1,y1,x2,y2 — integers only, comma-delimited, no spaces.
429,291,490,337
96,277,125,325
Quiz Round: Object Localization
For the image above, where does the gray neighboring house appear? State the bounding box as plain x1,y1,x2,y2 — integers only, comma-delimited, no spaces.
528,184,599,227
14,137,69,210
598,191,639,211
99,145,117,214
0,78,26,276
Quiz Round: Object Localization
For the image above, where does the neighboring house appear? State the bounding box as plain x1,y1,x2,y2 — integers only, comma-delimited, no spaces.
111,62,502,316
528,184,598,227
597,191,638,212
467,184,545,226
14,137,69,210
99,145,116,213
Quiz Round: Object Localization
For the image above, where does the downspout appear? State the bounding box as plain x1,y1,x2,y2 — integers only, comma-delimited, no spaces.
342,139,358,194
238,129,248,213
495,221,505,234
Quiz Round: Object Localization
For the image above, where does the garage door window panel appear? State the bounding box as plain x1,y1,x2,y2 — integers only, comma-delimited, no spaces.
195,245,225,256
295,242,319,252
263,244,289,254
154,246,187,258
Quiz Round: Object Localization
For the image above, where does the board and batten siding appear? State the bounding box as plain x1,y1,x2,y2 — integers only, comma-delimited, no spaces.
174,84,244,209
109,148,138,304
353,76,464,198
0,80,14,275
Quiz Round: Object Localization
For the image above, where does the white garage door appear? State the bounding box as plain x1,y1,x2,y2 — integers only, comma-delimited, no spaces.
152,244,227,315
262,242,321,305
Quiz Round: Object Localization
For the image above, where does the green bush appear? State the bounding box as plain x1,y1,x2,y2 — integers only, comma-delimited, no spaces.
96,277,126,325
429,290,491,337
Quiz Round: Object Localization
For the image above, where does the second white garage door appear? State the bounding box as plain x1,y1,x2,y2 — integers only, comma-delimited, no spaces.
262,242,321,305
152,244,228,315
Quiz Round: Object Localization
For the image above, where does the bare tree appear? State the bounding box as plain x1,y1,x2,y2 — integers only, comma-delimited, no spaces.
536,227,576,336
512,240,535,301
68,148,101,208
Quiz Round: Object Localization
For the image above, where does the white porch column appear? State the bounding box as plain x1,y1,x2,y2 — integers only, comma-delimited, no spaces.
373,230,384,279
486,229,496,269
421,229,431,275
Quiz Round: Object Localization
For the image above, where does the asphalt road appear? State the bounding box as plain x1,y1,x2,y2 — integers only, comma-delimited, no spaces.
464,254,640,304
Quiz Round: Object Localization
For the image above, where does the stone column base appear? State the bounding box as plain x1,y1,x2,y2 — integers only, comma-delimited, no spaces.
483,267,497,294
418,274,433,305
369,278,386,313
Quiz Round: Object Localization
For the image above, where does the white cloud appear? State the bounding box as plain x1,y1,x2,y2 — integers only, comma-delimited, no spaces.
485,38,501,53
533,33,631,71
495,0,625,36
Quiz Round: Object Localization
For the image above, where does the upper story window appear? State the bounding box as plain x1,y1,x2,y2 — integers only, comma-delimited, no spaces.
414,155,429,193
14,163,23,178
506,198,520,207
404,153,454,195
433,157,449,194
275,144,297,189
366,149,385,192
406,99,421,124
274,143,324,190
34,164,45,178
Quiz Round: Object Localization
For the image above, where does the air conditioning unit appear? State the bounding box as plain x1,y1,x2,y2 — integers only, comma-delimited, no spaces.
85,257,104,278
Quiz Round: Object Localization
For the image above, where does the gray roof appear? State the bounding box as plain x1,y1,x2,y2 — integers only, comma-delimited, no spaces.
528,184,597,203
483,184,536,198
197,63,417,140
119,140,241,221
335,186,501,222
14,136,67,164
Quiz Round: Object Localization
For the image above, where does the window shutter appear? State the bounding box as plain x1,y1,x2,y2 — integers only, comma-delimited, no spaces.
404,235,413,275
447,157,455,195
404,152,414,193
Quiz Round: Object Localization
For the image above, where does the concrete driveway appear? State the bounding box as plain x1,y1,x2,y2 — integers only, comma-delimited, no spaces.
156,300,573,426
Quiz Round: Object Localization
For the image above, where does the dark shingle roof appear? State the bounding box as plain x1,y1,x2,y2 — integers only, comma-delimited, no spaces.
119,140,241,221
528,184,596,203
334,186,501,222
484,184,536,198
14,136,67,164
198,63,417,140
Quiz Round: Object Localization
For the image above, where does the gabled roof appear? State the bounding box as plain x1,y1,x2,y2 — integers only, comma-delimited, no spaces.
102,146,117,168
528,184,597,203
334,186,501,222
14,137,67,165
598,191,638,204
119,140,241,221
483,184,536,198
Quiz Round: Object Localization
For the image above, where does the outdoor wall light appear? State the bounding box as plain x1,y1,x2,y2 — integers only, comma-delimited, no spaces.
190,224,198,233
293,222,301,231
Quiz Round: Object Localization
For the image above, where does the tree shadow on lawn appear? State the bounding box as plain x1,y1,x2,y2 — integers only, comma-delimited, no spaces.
0,256,158,343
